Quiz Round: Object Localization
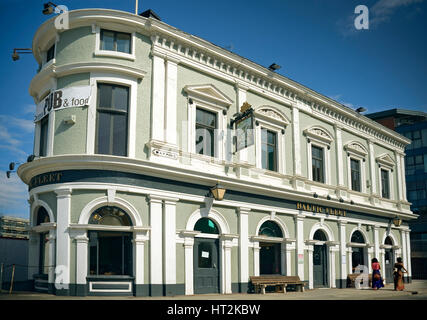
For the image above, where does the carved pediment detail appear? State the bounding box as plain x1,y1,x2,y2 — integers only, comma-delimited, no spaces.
345,141,368,157
303,126,333,144
184,84,233,107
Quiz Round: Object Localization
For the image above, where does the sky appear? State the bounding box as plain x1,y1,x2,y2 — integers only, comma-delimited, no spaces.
0,0,426,219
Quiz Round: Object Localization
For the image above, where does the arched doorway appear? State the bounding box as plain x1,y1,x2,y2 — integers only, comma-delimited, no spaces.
193,217,220,294
384,236,394,281
313,229,328,288
351,231,365,272
259,221,283,275
88,206,133,276
36,207,50,276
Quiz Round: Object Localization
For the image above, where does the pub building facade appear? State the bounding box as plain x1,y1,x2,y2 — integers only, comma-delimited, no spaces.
18,8,417,296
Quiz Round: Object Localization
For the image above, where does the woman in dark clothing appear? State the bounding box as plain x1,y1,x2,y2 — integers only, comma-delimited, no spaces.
371,258,384,290
393,257,407,291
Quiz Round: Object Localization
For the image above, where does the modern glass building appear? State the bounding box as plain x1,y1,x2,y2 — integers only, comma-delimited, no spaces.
17,8,416,296
367,109,427,279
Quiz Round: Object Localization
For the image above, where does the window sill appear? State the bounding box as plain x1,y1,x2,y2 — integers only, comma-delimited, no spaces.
94,49,135,61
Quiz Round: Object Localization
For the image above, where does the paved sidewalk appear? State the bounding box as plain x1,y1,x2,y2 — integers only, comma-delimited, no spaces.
1,280,426,300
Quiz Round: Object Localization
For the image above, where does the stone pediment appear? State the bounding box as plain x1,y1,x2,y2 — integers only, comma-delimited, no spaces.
254,106,290,126
376,153,395,168
184,84,233,107
344,141,368,157
303,126,333,144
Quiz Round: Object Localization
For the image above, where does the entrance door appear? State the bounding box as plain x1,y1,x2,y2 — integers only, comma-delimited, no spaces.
313,244,328,287
194,238,220,294
260,243,281,275
384,249,394,282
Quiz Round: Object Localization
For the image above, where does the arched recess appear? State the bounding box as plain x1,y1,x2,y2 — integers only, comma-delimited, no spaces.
31,200,55,226
186,208,230,235
255,216,290,239
185,208,232,295
79,196,142,227
308,223,337,289
348,227,371,274
381,232,400,282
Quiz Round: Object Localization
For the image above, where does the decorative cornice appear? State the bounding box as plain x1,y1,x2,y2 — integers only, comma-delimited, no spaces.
344,141,368,157
303,126,333,144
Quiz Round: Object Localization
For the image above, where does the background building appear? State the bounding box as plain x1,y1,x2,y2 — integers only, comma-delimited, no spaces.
16,8,416,296
0,215,29,291
367,109,427,279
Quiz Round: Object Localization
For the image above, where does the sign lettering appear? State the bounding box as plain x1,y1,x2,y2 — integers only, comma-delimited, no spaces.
296,202,346,217
35,86,92,122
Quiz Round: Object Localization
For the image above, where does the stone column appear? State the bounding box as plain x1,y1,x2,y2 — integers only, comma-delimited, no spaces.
222,236,233,294
348,248,353,275
134,228,150,296
405,230,412,282
163,198,178,295
307,245,314,289
181,232,198,295
368,140,377,195
165,59,178,145
238,207,250,292
292,106,302,176
338,220,347,287
74,231,88,296
54,188,72,295
295,215,305,280
151,53,165,142
47,230,56,294
149,195,163,296
253,242,260,276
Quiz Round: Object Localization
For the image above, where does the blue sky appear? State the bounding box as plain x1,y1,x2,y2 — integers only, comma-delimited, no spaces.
0,0,426,218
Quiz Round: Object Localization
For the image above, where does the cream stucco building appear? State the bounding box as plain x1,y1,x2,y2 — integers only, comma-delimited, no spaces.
17,8,417,296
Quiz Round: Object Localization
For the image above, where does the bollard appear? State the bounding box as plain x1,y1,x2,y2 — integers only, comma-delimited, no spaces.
9,264,15,294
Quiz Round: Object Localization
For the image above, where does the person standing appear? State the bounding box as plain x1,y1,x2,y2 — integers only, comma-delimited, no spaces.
371,258,384,290
393,257,408,291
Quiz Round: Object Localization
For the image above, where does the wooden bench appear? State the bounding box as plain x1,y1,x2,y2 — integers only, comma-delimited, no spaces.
250,275,304,294
347,273,372,288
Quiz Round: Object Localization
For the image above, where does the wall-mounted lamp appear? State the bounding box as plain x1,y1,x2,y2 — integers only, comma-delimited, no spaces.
12,48,32,61
393,217,402,227
27,154,36,162
210,182,226,201
326,195,331,200
42,2,58,15
313,192,318,198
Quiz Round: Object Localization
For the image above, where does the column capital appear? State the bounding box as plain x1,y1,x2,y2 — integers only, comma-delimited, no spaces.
238,207,251,215
55,188,72,198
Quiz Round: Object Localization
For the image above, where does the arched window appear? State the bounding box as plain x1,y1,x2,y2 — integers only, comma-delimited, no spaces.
385,236,393,245
194,217,219,234
259,221,283,238
88,206,133,276
89,206,132,226
313,229,327,241
351,231,365,244
36,206,50,225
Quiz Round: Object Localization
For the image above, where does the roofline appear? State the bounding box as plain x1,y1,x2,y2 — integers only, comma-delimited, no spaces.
32,8,411,148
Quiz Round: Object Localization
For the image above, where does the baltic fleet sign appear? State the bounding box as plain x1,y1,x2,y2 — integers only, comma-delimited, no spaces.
35,86,92,122
297,202,347,217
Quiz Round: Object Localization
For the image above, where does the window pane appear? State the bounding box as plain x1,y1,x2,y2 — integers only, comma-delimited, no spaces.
98,84,113,109
46,44,55,62
194,218,219,234
101,30,115,51
116,32,131,53
381,169,390,198
268,144,276,171
39,117,48,157
96,112,112,154
312,146,324,183
267,130,276,145
113,114,128,156
112,86,129,111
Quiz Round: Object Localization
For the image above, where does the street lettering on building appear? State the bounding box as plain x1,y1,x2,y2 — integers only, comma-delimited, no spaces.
30,172,63,189
296,202,346,217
